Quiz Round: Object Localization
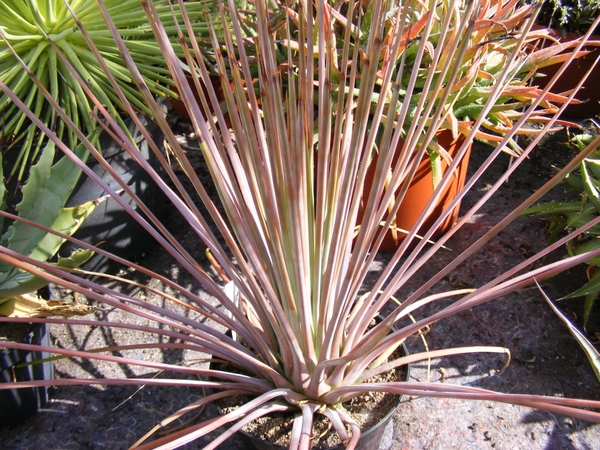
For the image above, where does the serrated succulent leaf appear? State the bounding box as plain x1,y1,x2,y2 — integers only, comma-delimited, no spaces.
572,238,600,266
0,269,49,299
522,201,582,216
582,162,600,214
584,290,598,330
0,246,95,301
564,172,584,192
56,248,95,269
8,141,58,255
564,270,600,300
7,140,88,259
28,199,98,262
567,205,598,230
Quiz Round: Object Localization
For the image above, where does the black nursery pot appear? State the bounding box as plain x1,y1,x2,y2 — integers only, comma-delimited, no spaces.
0,323,54,426
64,115,167,274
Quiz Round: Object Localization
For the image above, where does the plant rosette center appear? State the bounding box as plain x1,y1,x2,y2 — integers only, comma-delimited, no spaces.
212,343,407,448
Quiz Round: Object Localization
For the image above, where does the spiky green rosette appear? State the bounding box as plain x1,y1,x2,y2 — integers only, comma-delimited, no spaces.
0,0,211,179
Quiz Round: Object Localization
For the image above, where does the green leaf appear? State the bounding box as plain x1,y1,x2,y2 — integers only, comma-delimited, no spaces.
28,199,99,262
538,282,600,383
56,248,94,269
581,162,600,214
522,201,582,216
563,269,600,300
569,133,596,151
585,157,600,181
427,147,442,190
360,0,374,38
583,291,597,330
571,238,600,266
565,204,598,230
6,140,58,257
0,247,94,300
0,153,5,234
0,269,48,300
564,172,584,192
7,140,89,258
544,216,568,245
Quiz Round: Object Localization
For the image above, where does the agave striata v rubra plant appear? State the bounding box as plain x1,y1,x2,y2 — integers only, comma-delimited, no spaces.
1,0,600,448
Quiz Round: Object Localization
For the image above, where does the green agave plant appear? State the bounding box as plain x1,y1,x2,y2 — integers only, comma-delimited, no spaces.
0,0,600,449
0,139,96,318
0,0,212,180
526,126,600,330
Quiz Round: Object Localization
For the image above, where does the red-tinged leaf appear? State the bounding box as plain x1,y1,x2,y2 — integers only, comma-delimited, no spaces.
526,42,600,70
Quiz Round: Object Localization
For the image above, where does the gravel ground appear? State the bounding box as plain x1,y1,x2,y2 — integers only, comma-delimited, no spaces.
1,122,599,449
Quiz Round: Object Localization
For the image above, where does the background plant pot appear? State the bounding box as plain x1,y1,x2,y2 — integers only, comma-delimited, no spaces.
169,72,260,128
64,115,167,274
534,29,600,119
359,129,471,252
169,73,224,121
0,322,54,426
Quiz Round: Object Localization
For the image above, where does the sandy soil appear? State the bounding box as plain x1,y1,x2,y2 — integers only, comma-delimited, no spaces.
1,123,599,449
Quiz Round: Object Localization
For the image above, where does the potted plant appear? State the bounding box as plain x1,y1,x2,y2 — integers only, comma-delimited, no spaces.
0,139,96,425
525,124,600,330
0,0,212,419
520,0,600,118
0,0,213,269
0,0,600,448
347,0,589,249
535,0,600,36
0,0,212,179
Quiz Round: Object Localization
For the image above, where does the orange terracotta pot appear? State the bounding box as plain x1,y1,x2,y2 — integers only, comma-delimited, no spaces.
535,29,600,119
169,73,223,121
359,129,471,252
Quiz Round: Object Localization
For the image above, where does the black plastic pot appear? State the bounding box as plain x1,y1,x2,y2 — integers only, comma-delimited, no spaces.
64,115,167,274
0,323,54,426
